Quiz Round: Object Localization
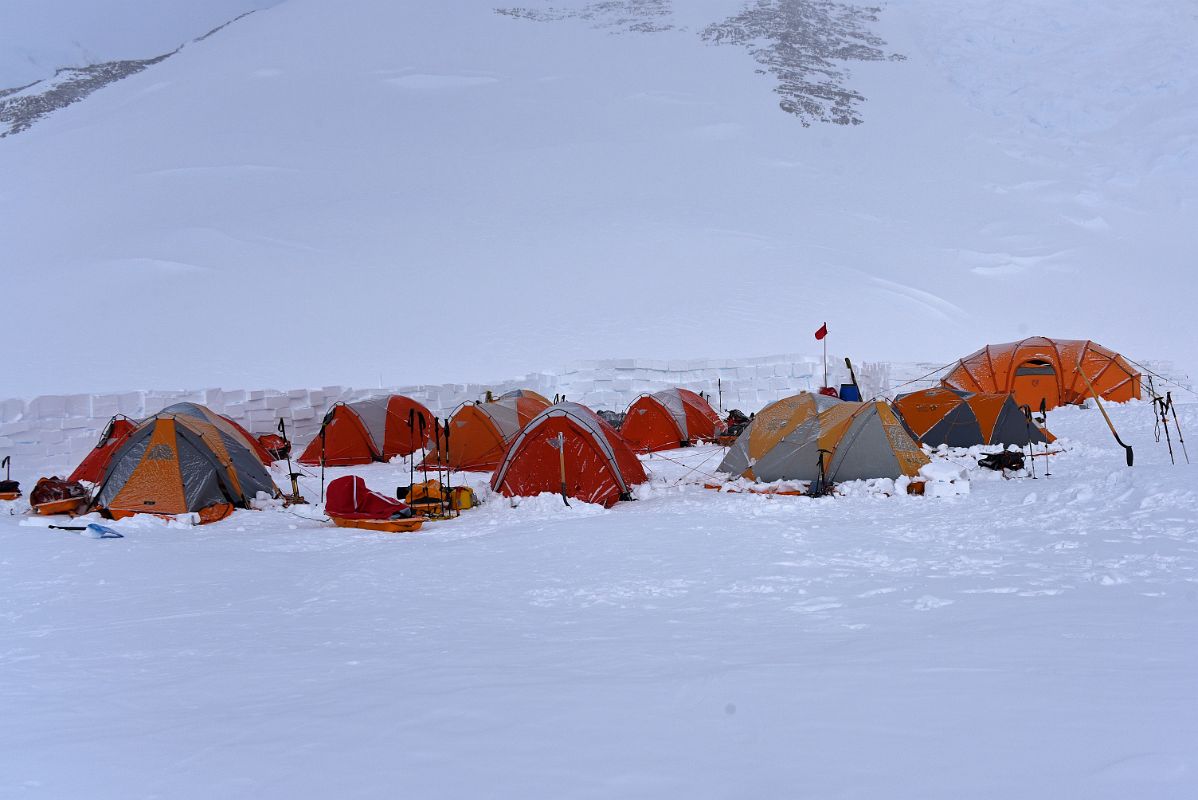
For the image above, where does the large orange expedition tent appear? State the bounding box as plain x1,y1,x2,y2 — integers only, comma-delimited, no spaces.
298,396,436,467
942,337,1140,410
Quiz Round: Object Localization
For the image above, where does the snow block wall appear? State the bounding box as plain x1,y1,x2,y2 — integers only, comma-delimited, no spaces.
1,354,1187,481
0,353,878,478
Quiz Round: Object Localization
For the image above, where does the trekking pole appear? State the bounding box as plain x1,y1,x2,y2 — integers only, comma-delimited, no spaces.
417,414,430,486
443,418,454,517
554,432,570,507
1154,394,1176,465
718,378,723,414
1021,405,1037,479
1039,399,1051,478
319,423,327,504
433,419,447,518
406,408,416,493
2,455,10,482
1167,392,1189,464
1077,367,1133,466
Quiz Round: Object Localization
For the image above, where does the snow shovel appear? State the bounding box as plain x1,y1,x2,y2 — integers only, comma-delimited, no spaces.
550,432,570,507
48,523,124,539
1077,366,1133,466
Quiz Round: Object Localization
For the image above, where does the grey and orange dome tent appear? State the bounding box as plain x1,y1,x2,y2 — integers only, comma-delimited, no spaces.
497,388,551,405
491,402,647,507
298,396,436,467
718,393,928,483
159,402,275,465
68,403,274,484
941,337,1141,411
619,388,724,453
893,387,1052,448
91,408,279,524
423,395,551,472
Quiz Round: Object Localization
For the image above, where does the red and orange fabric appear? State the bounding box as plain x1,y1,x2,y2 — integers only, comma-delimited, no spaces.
942,337,1140,410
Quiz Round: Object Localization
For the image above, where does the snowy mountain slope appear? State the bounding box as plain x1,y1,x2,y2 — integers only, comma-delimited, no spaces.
0,0,280,87
0,0,1194,397
1,397,1195,798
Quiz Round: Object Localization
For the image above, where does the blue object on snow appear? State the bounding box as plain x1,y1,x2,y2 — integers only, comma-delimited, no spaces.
85,523,124,539
839,384,862,402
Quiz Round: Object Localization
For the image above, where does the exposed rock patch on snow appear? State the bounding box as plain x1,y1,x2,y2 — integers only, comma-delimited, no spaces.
0,10,256,138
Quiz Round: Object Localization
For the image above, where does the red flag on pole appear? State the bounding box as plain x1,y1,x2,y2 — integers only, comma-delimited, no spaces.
814,323,828,340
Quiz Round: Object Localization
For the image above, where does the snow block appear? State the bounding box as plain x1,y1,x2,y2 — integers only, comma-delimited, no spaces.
29,396,67,420
91,395,120,419
116,392,142,417
0,420,32,437
0,399,24,423
63,394,90,418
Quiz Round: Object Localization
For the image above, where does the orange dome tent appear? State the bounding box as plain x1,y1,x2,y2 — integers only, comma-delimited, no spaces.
893,388,1053,448
68,416,138,484
160,402,275,465
91,410,279,523
68,403,273,484
298,396,436,467
423,395,551,472
619,388,725,453
941,337,1140,411
491,402,647,507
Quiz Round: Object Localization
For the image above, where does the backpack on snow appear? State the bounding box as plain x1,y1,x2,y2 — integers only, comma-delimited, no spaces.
978,451,1025,472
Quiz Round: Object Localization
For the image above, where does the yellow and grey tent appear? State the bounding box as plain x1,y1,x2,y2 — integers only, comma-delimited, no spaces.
91,409,279,523
718,393,929,483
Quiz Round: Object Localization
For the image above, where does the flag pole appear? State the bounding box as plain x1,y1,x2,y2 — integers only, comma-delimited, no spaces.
823,332,827,388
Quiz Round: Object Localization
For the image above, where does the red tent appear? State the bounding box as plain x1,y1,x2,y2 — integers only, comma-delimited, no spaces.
620,388,724,453
68,416,138,484
299,396,436,467
421,396,550,472
490,402,647,507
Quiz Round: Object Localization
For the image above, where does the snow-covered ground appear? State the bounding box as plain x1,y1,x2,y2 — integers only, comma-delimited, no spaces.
2,399,1195,798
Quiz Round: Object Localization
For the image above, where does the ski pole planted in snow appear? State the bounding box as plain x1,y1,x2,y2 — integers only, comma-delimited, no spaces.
406,408,416,494
1167,392,1189,464
1021,405,1037,479
1040,398,1051,478
433,419,448,518
443,418,454,517
418,414,430,487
